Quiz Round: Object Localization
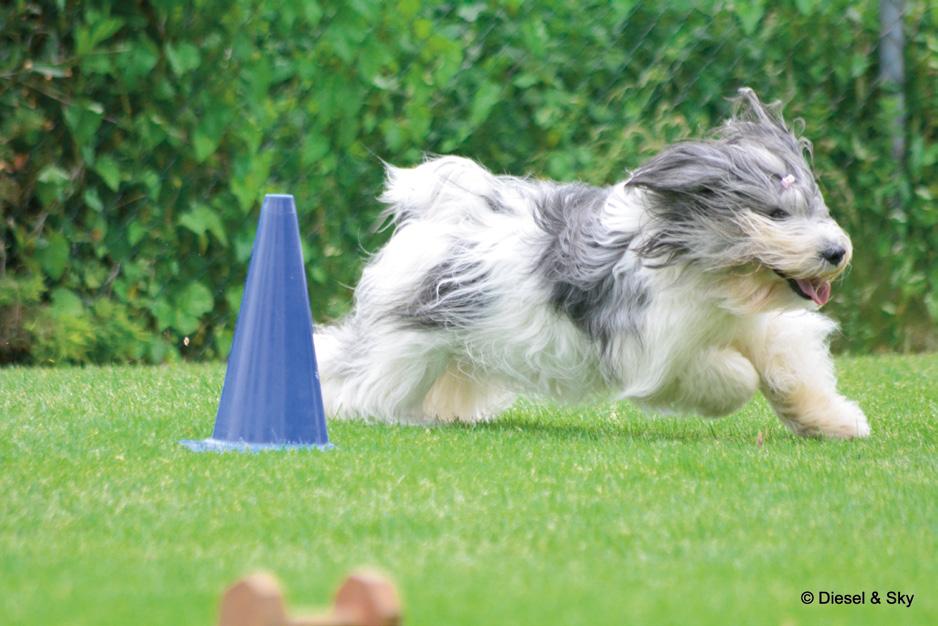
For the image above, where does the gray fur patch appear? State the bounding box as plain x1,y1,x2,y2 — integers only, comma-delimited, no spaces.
483,192,508,214
533,183,649,351
398,242,493,330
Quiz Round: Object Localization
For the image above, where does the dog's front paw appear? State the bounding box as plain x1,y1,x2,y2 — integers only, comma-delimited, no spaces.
783,395,870,439
822,397,871,438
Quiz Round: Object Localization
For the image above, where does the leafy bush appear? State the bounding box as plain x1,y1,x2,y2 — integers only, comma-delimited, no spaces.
1,0,935,364
1,273,158,364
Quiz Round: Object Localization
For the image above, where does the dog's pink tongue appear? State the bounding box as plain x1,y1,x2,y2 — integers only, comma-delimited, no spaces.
796,278,832,306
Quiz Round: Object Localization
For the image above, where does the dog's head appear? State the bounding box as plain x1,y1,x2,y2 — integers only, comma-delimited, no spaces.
625,88,851,311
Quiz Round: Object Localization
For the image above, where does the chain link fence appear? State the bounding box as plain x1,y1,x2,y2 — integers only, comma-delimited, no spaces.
1,0,935,364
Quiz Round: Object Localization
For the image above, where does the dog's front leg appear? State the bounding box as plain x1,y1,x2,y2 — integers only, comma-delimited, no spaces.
741,311,870,438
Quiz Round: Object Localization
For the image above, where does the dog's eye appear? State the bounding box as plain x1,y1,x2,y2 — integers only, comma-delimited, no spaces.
769,209,789,220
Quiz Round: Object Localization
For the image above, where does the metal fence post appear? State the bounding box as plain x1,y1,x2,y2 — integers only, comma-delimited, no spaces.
879,0,906,164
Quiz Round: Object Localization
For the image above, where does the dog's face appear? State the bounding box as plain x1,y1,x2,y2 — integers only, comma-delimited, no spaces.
626,88,851,311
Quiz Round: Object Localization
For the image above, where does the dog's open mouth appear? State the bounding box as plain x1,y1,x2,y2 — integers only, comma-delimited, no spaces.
772,270,832,306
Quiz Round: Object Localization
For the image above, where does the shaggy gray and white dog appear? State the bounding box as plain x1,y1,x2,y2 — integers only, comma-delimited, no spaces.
315,88,870,438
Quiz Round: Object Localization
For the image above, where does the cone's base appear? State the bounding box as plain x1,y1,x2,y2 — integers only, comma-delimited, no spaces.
180,438,334,453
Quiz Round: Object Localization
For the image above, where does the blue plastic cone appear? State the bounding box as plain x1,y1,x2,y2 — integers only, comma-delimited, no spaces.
181,194,330,452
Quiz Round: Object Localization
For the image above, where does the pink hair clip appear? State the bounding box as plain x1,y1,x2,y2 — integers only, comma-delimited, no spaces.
780,174,796,189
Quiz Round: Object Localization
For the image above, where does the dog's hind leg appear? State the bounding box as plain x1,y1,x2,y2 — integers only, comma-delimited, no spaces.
741,311,870,438
421,362,516,423
314,321,450,424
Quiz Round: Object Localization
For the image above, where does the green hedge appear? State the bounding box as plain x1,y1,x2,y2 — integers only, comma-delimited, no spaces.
1,0,936,364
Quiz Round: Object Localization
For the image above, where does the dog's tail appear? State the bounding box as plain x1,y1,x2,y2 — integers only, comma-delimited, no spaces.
379,155,510,226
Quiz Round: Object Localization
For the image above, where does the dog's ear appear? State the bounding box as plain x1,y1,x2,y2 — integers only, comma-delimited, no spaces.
626,89,791,197
625,88,815,207
625,141,732,197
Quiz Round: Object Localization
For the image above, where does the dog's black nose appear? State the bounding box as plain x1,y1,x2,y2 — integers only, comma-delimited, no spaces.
821,246,846,266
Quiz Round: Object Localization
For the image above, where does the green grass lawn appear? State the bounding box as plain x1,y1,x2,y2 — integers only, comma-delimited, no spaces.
1,353,936,626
